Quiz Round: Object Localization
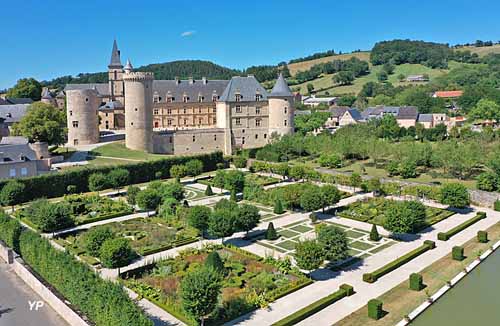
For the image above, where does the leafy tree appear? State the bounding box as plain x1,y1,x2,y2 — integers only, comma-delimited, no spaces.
159,197,179,216
83,226,115,256
170,164,187,181
350,173,362,191
320,185,341,212
11,102,66,145
205,184,213,196
265,222,279,240
397,73,406,82
233,156,247,169
185,159,204,178
99,238,134,268
151,180,185,201
0,180,25,210
205,251,225,274
439,183,470,208
382,62,395,75
383,200,426,233
234,204,260,236
208,208,235,242
469,99,500,122
316,224,349,262
367,178,382,195
476,172,498,192
108,169,130,190
136,188,162,213
180,266,221,326
370,224,381,241
6,78,42,100
26,199,74,232
289,165,306,181
223,170,246,193
294,240,324,272
126,185,141,205
333,71,355,85
318,153,342,168
187,206,212,236
399,160,418,179
337,95,357,107
300,186,323,211
274,198,284,214
88,173,109,193
377,71,388,82
307,83,314,94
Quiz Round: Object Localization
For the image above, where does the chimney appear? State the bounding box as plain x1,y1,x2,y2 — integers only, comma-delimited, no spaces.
189,77,194,84
202,77,207,84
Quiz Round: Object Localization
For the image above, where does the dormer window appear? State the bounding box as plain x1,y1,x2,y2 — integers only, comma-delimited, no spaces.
153,92,160,103
167,92,173,103
183,95,189,103
198,94,204,102
284,107,288,114
255,93,262,102
235,93,242,102
212,95,218,102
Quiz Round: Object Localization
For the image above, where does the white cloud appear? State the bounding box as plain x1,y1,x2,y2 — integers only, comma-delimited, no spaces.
181,30,196,37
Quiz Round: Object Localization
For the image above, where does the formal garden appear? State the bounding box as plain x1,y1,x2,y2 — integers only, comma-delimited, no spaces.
122,245,312,326
198,170,281,189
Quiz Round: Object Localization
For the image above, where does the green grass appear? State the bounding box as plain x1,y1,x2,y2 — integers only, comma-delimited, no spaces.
90,141,167,161
276,240,297,251
369,242,395,254
350,241,374,251
345,230,366,239
290,225,314,233
278,229,300,238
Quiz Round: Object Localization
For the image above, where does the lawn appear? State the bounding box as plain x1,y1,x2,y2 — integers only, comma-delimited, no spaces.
90,141,168,161
336,197,454,230
54,216,199,263
335,222,500,326
122,245,311,326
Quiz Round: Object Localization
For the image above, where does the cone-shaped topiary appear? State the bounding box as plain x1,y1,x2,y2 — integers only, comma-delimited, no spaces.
205,184,213,196
205,251,225,274
266,222,279,240
370,224,381,241
274,198,284,214
230,189,237,202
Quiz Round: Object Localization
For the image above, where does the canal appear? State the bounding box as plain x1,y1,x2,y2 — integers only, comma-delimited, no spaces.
411,249,500,325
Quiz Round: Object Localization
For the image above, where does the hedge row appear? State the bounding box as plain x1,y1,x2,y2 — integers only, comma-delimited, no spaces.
363,240,436,283
0,211,21,250
0,151,223,204
0,218,152,326
437,212,486,241
139,237,199,256
271,284,354,326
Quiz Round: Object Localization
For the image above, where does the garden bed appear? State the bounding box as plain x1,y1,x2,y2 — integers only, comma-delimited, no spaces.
198,172,280,188
121,245,312,326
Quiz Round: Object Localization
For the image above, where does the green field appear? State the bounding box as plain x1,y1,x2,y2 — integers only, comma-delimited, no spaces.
90,141,168,161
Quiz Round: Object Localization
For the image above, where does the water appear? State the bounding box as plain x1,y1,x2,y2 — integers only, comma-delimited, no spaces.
411,250,500,325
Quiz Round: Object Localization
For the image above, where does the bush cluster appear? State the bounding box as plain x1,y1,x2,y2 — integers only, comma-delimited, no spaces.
437,212,486,241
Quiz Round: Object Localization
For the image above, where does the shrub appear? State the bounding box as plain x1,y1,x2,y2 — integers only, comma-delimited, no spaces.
0,180,25,209
136,188,162,212
185,159,204,177
205,251,225,274
438,213,486,241
409,273,423,291
477,230,488,243
274,198,284,214
126,185,141,205
170,164,187,180
437,232,448,241
439,183,470,208
383,200,426,234
309,212,318,224
233,156,248,168
369,224,380,241
108,168,130,189
66,185,77,194
452,246,465,261
0,212,21,250
25,199,74,232
476,172,498,192
99,238,135,268
82,226,115,256
495,200,500,212
294,239,324,271
316,224,349,262
88,173,109,192
205,184,213,196
300,186,323,211
266,222,279,240
368,299,383,320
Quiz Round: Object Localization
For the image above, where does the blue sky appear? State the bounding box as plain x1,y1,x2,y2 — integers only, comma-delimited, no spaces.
1,0,499,89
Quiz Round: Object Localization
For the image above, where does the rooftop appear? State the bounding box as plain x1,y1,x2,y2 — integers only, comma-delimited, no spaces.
269,73,293,97
219,76,268,102
433,90,463,98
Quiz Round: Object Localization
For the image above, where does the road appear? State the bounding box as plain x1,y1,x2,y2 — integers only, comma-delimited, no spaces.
0,260,67,326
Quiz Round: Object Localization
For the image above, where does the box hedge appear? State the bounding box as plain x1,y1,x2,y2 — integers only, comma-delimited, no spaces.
0,151,223,205
452,246,465,261
368,299,383,320
0,213,22,251
494,200,500,212
409,273,423,291
437,212,486,241
271,284,354,326
363,241,435,283
477,230,488,243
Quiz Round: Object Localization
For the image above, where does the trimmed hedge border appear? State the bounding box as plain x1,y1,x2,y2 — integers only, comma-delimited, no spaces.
271,284,355,326
452,246,465,261
139,237,199,256
437,212,486,241
75,210,134,226
477,230,488,243
363,241,435,283
409,273,423,291
368,299,383,320
0,151,223,205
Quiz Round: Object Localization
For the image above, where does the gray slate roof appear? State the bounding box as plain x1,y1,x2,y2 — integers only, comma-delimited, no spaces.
65,83,110,96
329,107,349,118
269,73,293,97
219,76,268,102
0,98,33,105
0,104,29,123
152,79,229,103
0,143,37,162
417,113,433,123
99,100,124,110
346,108,363,121
0,136,29,145
109,40,122,68
362,106,418,120
397,106,418,119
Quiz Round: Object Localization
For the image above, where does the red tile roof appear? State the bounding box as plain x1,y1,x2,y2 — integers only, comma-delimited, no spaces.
434,90,463,98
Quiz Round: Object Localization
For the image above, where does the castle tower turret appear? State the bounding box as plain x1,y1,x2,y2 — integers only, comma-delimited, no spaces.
268,73,294,136
66,88,100,145
123,71,154,152
108,40,124,101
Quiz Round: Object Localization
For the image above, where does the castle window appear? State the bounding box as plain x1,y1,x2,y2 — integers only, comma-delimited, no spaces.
183,96,189,103
167,96,173,103
284,107,288,114
284,119,287,126
114,71,117,80
242,137,245,144
69,110,72,116
183,108,187,114
255,134,258,139
212,95,218,102
213,117,216,124
167,119,172,126
198,107,202,113
192,135,196,142
154,121,159,128
198,118,202,125
105,121,109,129
72,121,79,128
264,133,267,139
135,108,138,111
255,119,261,127
214,134,217,141
169,137,172,143
131,122,133,126
235,118,241,125
153,93,160,103
235,94,241,102
9,168,16,177
184,119,188,125
154,109,159,115
235,105,242,113
213,107,216,113
85,98,89,102
256,107,261,114
255,94,262,101
198,96,204,103
167,109,172,115
105,113,108,117
242,129,245,133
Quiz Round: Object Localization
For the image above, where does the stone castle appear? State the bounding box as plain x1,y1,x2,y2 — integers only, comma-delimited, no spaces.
65,41,294,155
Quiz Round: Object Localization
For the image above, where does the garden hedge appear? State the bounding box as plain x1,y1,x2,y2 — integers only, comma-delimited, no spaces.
494,200,500,212
437,212,487,241
271,284,354,326
363,241,435,283
409,273,423,291
0,212,21,250
0,219,152,326
0,151,223,205
368,299,383,320
477,230,488,243
452,246,465,261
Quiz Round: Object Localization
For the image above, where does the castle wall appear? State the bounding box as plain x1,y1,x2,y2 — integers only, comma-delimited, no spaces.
66,89,100,145
152,129,225,155
268,97,295,137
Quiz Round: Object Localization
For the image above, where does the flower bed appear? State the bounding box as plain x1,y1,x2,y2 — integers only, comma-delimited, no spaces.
121,245,312,326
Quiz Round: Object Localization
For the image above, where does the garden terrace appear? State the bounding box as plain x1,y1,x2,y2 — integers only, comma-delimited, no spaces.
121,245,312,326
336,197,454,231
197,172,280,188
54,217,199,266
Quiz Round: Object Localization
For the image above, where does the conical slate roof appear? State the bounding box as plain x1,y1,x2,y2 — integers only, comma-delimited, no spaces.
269,73,293,97
41,88,53,99
124,59,133,71
109,40,122,68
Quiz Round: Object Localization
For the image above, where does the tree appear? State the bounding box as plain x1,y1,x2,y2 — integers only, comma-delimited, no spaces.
265,222,279,240
27,199,74,232
108,169,130,190
274,198,284,214
99,238,134,268
170,165,187,181
337,95,357,107
83,226,115,256
383,200,426,234
397,73,406,82
377,71,388,82
208,208,235,242
300,186,323,211
88,173,109,193
126,185,141,206
0,180,25,210
368,178,382,196
154,180,185,201
205,251,224,274
370,224,381,241
187,206,212,236
223,170,246,194
476,172,498,192
289,165,306,181
234,204,260,237
6,78,42,100
11,102,66,145
399,160,418,179
233,156,247,169
159,197,178,216
136,188,162,213
307,83,314,94
316,225,349,262
180,266,221,326
333,71,355,85
294,240,324,272
318,153,342,168
382,62,395,75
439,183,470,208
185,160,204,178
320,185,341,212
469,99,500,122
350,173,362,192
205,184,213,196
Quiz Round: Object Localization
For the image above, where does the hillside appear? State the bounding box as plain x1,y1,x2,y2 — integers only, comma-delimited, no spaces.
456,44,500,57
287,51,371,75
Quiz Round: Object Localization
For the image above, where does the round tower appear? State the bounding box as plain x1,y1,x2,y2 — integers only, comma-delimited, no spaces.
66,88,100,146
268,73,295,136
123,71,154,152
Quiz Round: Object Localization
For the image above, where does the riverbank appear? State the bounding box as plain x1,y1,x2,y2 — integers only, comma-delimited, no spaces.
334,222,500,326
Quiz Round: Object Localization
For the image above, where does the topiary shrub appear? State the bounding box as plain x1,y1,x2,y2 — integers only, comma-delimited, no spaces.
368,299,383,320
363,273,375,283
477,230,488,243
452,246,465,261
266,222,279,240
437,232,449,241
494,200,500,212
205,184,213,196
423,240,436,249
205,251,225,274
233,156,248,169
274,198,284,214
340,284,354,296
369,224,381,241
309,212,318,224
409,273,423,291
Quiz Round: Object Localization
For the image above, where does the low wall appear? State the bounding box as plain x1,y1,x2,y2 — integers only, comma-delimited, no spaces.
0,241,90,326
